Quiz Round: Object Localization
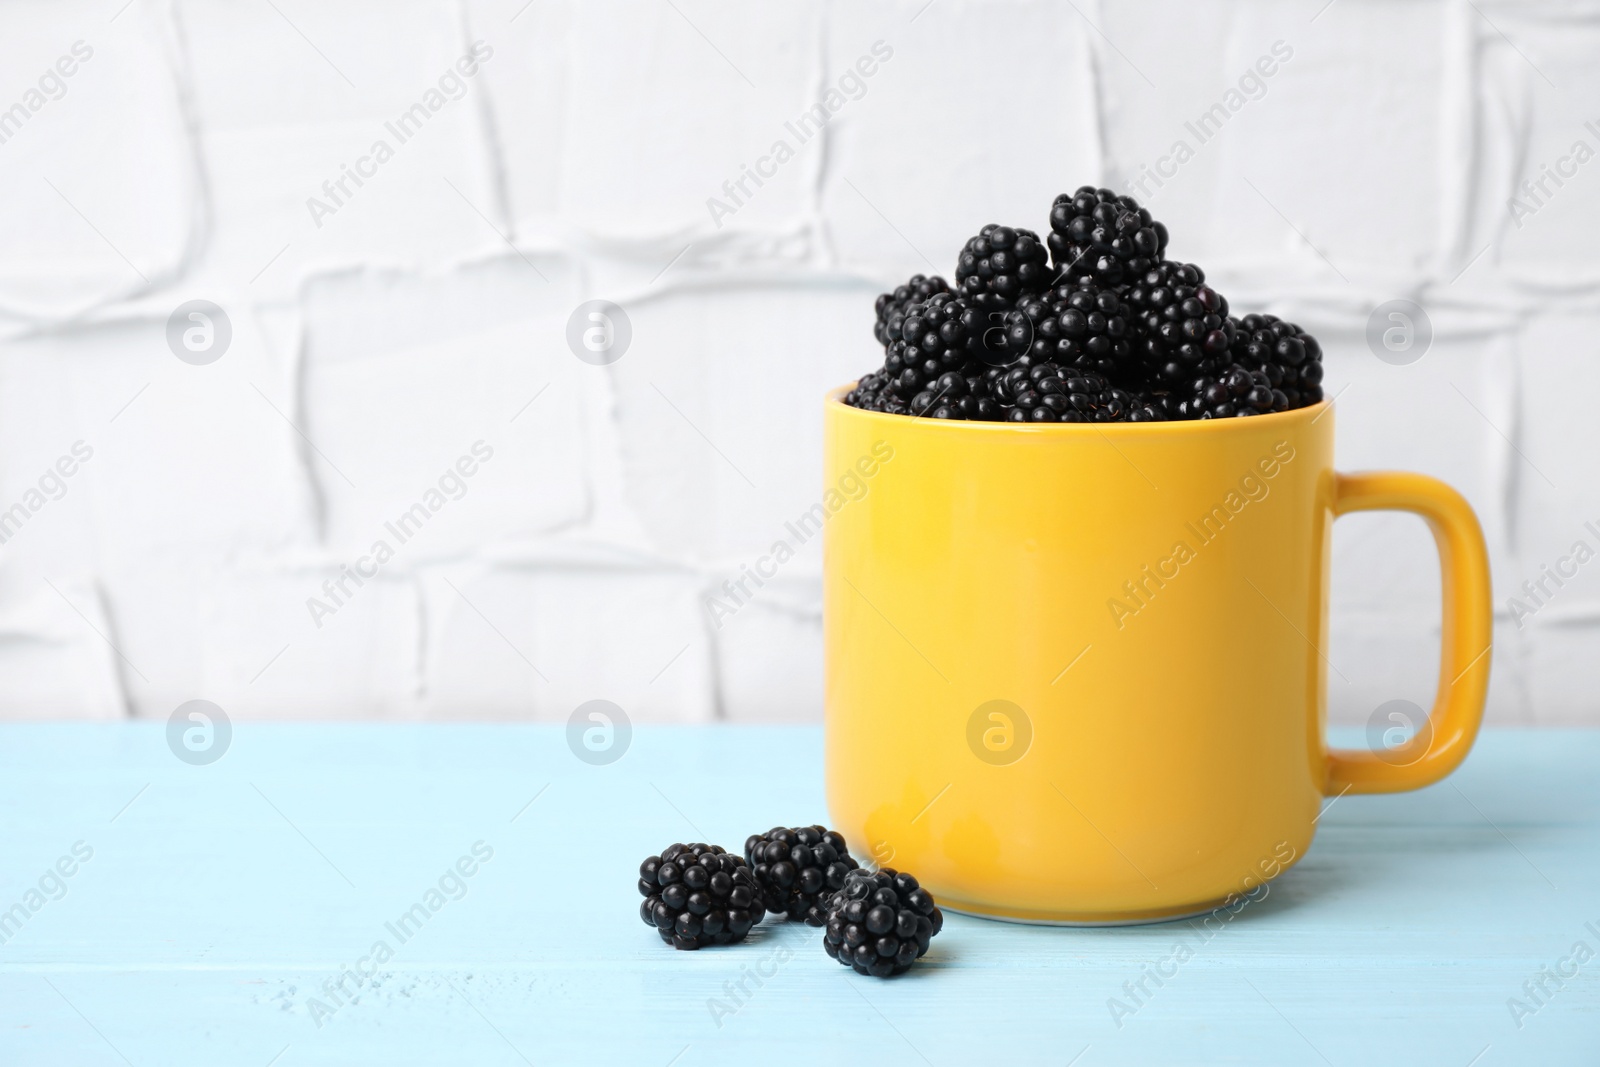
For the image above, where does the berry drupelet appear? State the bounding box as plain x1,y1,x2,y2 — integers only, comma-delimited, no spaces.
956,224,1051,313
744,826,861,925
873,274,951,348
1047,186,1167,286
823,868,943,977
639,843,760,950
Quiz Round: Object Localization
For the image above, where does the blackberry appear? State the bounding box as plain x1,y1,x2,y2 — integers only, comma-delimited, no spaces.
1230,313,1325,410
638,843,760,950
1123,261,1236,388
822,868,943,978
1181,364,1281,419
1175,314,1325,419
956,225,1050,313
744,825,861,925
844,368,908,415
1121,395,1168,422
888,293,1008,419
990,365,1149,423
873,274,951,348
1001,277,1135,380
1047,187,1167,286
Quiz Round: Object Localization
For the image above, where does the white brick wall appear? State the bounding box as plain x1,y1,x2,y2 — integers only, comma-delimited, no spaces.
0,0,1596,725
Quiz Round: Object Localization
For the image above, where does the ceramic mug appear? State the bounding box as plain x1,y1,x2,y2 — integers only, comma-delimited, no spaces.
823,392,1492,924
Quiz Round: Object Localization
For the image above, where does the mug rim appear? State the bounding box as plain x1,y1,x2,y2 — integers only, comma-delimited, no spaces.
825,383,1331,435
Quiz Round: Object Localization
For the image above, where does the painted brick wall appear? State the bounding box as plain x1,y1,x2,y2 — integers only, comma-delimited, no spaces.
0,0,1595,726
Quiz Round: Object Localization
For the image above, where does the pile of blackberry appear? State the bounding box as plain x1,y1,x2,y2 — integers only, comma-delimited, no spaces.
637,829,944,977
845,186,1325,422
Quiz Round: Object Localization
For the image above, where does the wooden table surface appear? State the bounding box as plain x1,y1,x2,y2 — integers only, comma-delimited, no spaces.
0,724,1595,1066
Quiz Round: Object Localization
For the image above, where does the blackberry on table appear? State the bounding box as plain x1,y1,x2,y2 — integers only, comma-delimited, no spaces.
823,868,943,978
638,843,760,950
1047,186,1167,286
744,825,861,925
874,274,952,348
956,224,1051,313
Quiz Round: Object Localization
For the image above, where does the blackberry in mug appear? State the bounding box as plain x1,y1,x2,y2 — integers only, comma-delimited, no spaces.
874,273,951,348
1001,276,1135,379
1229,312,1325,409
638,843,760,950
1047,186,1167,286
888,293,1006,414
842,185,1328,421
956,224,1051,312
1122,260,1235,386
994,365,1135,423
844,369,899,414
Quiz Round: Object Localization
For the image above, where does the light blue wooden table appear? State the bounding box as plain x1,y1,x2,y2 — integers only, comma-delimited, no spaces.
1,724,1595,1066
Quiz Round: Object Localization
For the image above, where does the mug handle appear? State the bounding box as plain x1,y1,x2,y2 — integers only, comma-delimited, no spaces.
1323,471,1493,795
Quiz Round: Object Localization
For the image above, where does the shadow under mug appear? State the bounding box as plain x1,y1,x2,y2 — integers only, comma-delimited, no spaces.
823,390,1492,924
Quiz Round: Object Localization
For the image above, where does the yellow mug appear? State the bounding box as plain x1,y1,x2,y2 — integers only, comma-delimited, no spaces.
823,390,1492,924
